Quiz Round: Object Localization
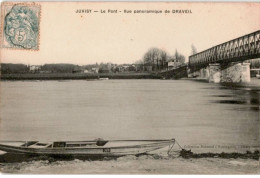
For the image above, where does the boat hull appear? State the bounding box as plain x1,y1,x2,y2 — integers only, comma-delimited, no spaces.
0,140,174,157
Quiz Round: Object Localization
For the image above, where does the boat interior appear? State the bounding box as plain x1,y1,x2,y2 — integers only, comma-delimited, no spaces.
21,140,109,148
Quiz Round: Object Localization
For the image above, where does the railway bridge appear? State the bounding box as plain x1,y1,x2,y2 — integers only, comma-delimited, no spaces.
188,30,260,83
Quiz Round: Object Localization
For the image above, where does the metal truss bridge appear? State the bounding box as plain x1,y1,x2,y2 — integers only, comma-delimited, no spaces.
189,30,260,71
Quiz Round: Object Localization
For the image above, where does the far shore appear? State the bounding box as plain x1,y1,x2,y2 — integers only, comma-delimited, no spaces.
0,72,162,80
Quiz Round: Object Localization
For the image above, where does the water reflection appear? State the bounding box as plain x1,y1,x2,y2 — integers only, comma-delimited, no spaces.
209,81,260,112
215,100,248,105
211,95,234,98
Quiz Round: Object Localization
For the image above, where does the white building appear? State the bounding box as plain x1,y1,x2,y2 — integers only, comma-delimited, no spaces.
29,65,41,72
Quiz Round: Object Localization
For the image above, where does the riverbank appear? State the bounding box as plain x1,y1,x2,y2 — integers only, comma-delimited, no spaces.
0,72,161,80
0,148,259,174
0,155,259,174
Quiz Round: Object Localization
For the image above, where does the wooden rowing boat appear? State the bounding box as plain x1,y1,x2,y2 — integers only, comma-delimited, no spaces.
0,139,175,157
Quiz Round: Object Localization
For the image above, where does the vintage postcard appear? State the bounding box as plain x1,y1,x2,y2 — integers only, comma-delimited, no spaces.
0,1,260,174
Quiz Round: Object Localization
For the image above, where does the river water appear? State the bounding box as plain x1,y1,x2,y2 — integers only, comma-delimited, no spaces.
0,79,259,173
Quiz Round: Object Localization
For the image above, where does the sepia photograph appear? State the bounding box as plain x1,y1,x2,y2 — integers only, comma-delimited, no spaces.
0,1,259,174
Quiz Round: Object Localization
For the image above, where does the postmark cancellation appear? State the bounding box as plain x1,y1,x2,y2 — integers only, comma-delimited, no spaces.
1,2,41,50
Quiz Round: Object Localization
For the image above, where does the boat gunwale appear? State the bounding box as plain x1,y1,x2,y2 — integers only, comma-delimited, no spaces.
0,141,174,156
0,139,174,150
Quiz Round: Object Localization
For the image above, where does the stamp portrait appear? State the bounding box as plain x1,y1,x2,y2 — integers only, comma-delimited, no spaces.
1,3,41,50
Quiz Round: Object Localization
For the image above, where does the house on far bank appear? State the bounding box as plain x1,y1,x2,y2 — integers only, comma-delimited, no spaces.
168,62,175,70
134,64,143,72
91,67,99,73
113,65,122,73
115,64,137,72
128,65,137,72
29,65,41,73
167,60,182,70
121,65,129,72
83,69,90,73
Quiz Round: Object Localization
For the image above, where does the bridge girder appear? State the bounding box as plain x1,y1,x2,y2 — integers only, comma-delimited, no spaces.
189,30,260,71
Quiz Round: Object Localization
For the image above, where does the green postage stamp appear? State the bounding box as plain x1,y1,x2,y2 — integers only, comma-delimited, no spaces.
1,3,41,50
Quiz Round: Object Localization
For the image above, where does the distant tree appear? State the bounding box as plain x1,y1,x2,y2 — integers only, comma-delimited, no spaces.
178,54,185,64
160,50,167,70
174,49,185,64
41,64,76,73
191,44,197,55
140,47,189,71
174,49,180,60
143,48,169,71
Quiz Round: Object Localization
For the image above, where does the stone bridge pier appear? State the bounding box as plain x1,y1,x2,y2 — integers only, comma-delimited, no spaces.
220,62,250,83
210,62,250,83
189,62,251,83
208,64,221,83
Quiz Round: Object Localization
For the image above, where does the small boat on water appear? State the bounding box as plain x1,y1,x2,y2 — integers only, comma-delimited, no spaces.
99,77,109,80
0,139,175,157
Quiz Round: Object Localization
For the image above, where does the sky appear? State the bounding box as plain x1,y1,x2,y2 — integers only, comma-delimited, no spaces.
1,2,260,65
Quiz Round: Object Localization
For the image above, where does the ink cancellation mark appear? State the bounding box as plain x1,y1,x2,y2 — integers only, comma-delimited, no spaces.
1,3,41,50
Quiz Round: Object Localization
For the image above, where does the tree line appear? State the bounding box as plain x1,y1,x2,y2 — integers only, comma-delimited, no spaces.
136,47,188,71
1,63,29,74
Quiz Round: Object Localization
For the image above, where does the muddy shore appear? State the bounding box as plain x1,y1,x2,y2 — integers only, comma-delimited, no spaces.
0,155,259,174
